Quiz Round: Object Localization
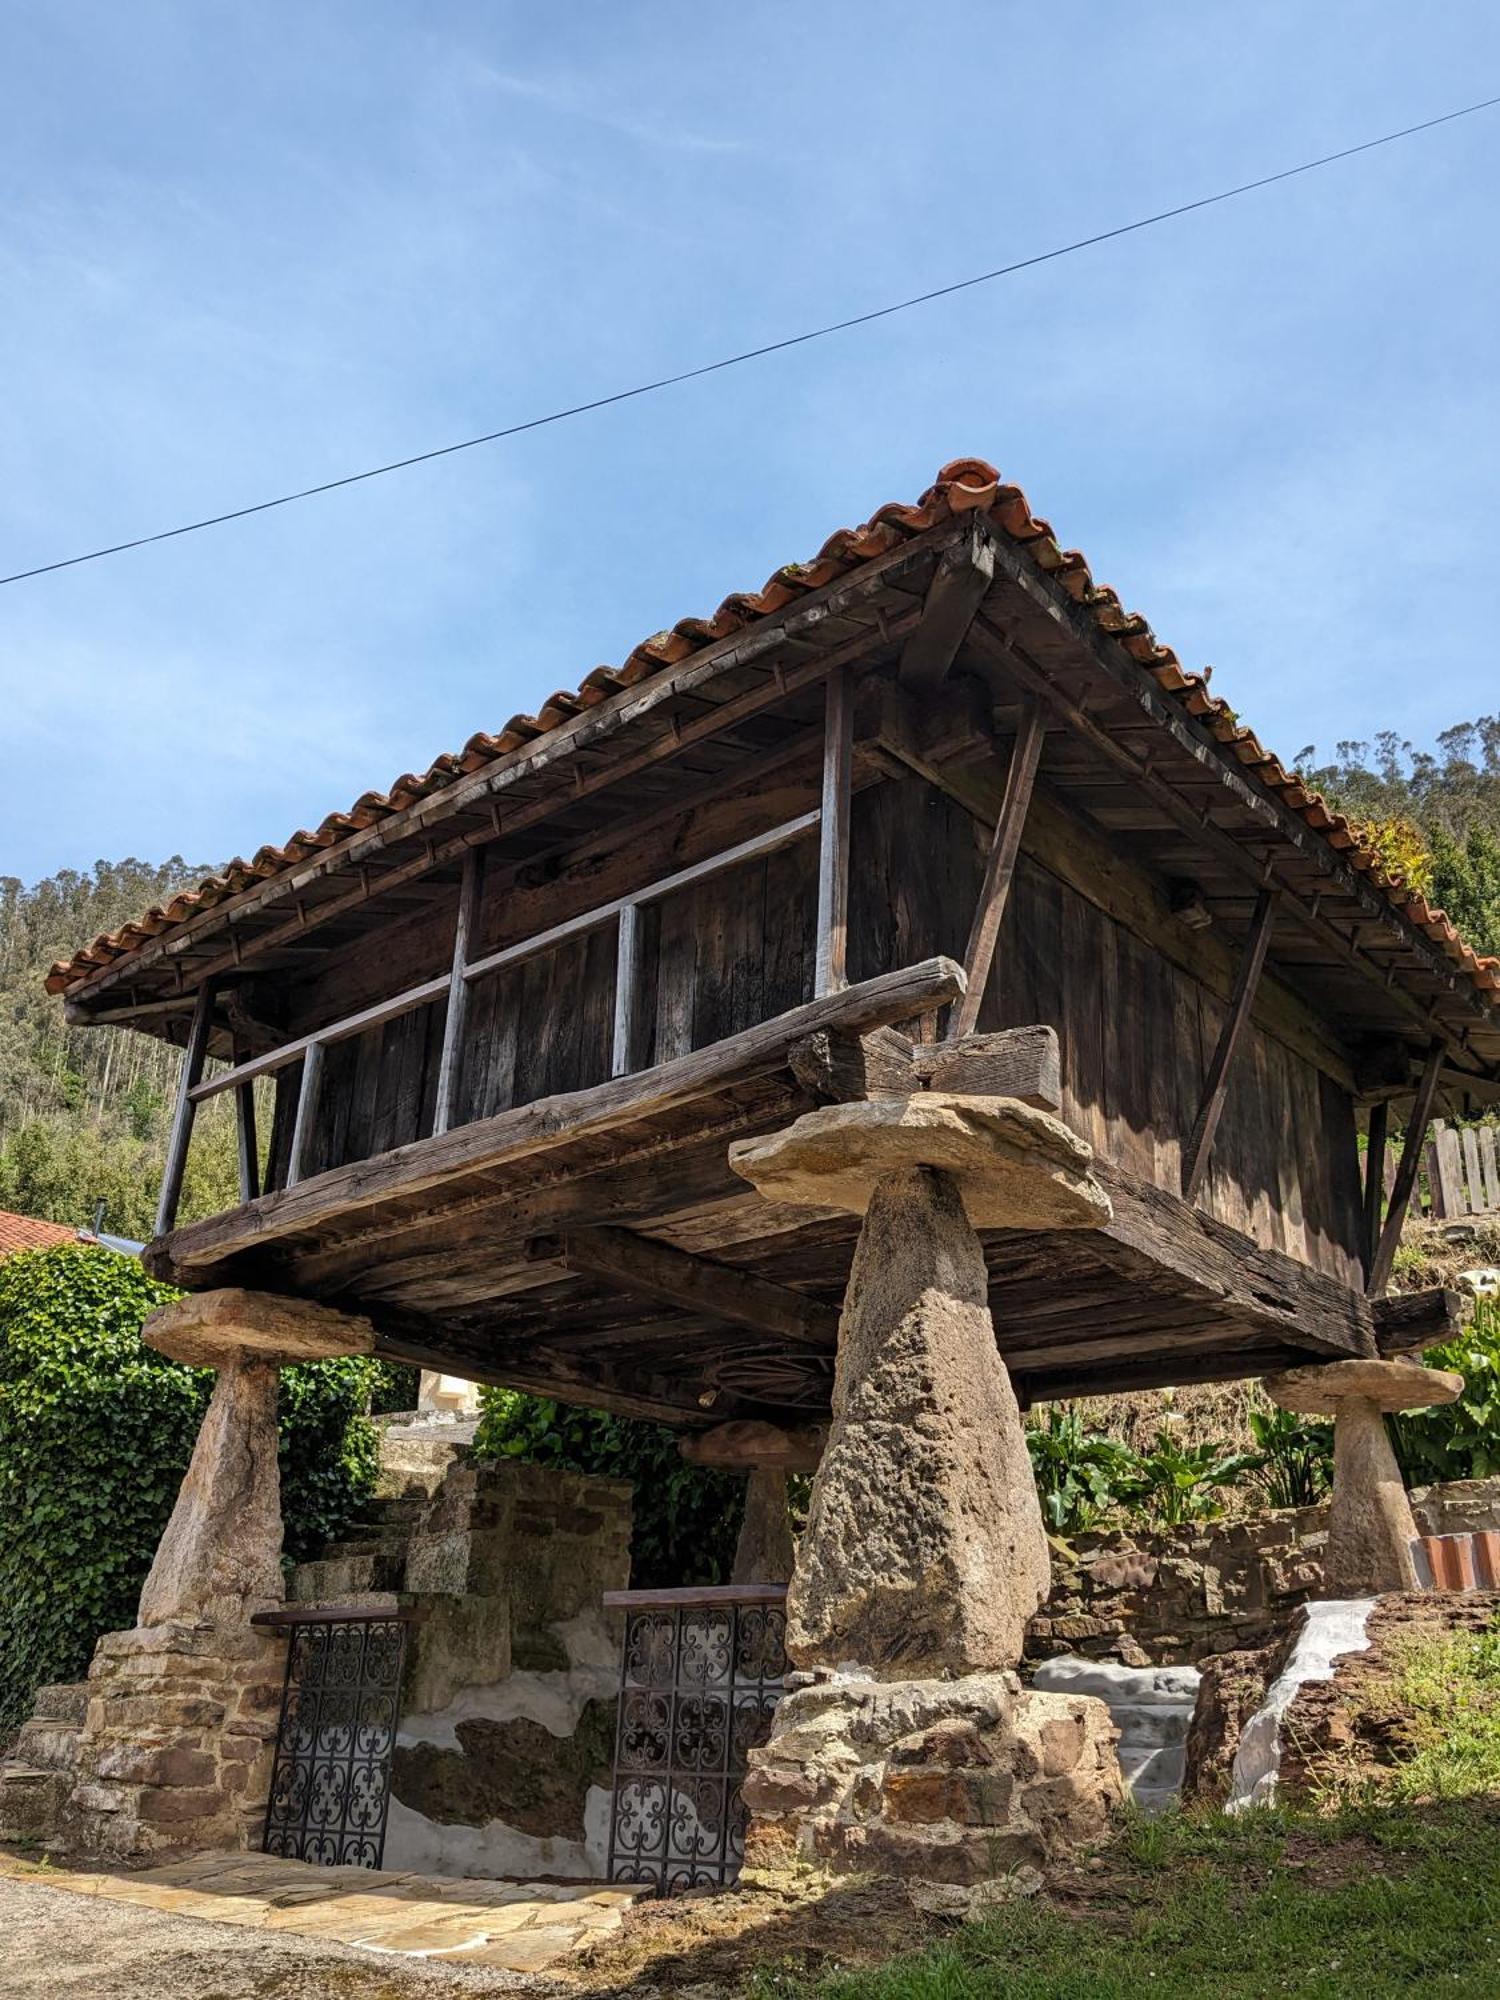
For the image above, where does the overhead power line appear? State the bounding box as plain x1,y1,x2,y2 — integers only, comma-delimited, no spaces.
6,89,1500,590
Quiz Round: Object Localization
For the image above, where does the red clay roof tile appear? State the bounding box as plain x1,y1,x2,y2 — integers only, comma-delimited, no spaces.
44,458,1500,1006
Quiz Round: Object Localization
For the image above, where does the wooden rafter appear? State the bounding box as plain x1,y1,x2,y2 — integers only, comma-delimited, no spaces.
948,699,1045,1040
899,517,995,693
536,1226,839,1349
1367,1043,1447,1296
1181,888,1277,1202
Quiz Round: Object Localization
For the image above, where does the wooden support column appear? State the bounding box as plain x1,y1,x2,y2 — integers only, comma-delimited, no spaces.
898,517,995,693
1367,1043,1447,1296
947,700,1045,1041
233,1047,260,1206
286,1042,324,1189
1362,1098,1389,1283
814,666,853,998
154,979,217,1239
612,902,639,1078
1181,889,1277,1203
433,848,483,1138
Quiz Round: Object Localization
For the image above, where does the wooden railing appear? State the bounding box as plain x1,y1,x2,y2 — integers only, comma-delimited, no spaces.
153,673,856,1238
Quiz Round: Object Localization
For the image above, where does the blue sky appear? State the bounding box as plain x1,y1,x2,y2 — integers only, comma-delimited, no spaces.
4,3,1499,885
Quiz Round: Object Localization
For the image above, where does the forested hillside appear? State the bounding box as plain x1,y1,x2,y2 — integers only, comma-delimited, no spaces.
0,860,238,1238
2,715,1497,1242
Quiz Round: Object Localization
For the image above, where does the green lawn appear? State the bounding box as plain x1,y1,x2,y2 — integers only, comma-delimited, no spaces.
748,1804,1500,2000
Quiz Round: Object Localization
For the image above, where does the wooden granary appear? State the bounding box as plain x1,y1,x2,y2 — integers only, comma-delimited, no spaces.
50,458,1500,1424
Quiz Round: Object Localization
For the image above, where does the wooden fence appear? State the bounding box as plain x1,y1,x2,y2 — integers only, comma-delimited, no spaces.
1420,1120,1500,1221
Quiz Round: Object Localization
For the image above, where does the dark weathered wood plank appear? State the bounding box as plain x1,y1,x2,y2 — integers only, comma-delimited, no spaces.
154,956,966,1272
1363,1098,1388,1280
1372,1286,1465,1356
611,903,640,1078
286,1041,325,1189
788,1027,915,1103
1368,1043,1446,1296
947,701,1045,1041
1181,889,1277,1202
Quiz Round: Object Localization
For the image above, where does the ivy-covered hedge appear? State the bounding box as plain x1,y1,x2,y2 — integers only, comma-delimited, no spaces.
0,1244,379,1734
473,1388,744,1588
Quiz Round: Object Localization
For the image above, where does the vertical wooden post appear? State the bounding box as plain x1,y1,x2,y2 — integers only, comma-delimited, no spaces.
1181,889,1277,1203
947,700,1046,1041
814,667,853,999
234,1043,260,1206
1362,1098,1388,1281
286,1042,325,1189
154,980,217,1240
433,849,484,1139
612,903,640,1078
1367,1043,1447,1296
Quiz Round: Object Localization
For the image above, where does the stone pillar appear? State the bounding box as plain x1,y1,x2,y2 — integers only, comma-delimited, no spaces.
679,1420,824,1585
729,1092,1124,1886
63,1290,375,1861
1265,1357,1463,1596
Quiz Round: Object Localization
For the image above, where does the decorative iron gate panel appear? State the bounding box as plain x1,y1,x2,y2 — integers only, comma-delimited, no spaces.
253,1608,414,1870
604,1584,787,1895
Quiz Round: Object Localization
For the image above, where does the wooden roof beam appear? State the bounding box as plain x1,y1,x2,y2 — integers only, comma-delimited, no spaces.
899,517,995,693
533,1226,839,1350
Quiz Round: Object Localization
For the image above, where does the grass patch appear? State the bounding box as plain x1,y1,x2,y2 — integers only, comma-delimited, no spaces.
743,1804,1500,2000
1381,1622,1500,1803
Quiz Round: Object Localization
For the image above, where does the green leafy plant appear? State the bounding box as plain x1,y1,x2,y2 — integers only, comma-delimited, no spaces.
1117,1428,1258,1527
473,1387,743,1587
1391,1294,1500,1486
1024,1408,1137,1535
0,1243,379,1734
1246,1402,1334,1511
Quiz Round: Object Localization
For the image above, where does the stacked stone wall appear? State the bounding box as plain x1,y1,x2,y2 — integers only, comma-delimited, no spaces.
1026,1473,1500,1667
291,1448,633,1881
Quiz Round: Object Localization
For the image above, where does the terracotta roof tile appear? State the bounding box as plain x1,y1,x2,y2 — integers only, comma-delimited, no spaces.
45,457,1500,1005
0,1209,77,1257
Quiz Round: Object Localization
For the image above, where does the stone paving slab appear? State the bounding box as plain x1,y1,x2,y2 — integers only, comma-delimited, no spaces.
0,1848,645,1973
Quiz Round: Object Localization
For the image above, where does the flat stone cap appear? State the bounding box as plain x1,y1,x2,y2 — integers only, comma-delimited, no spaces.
728,1093,1111,1231
680,1420,826,1471
144,1288,377,1369
1264,1356,1464,1415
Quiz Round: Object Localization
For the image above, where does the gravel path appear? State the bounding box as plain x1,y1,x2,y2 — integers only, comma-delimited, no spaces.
0,1873,545,2000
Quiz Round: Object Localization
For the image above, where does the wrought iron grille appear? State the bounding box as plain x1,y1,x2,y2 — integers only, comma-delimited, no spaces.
604,1584,787,1896
254,1608,414,1870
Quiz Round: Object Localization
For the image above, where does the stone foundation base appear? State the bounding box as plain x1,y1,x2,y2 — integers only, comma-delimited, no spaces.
742,1672,1123,1885
16,1618,287,1862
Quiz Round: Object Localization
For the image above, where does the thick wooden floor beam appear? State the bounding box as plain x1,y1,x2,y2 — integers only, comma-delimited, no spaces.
1372,1287,1465,1356
151,956,966,1276
536,1226,839,1350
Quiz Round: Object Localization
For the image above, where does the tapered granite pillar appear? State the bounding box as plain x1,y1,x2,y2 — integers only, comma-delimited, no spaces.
730,1093,1124,1884
1265,1357,1463,1595
57,1290,376,1861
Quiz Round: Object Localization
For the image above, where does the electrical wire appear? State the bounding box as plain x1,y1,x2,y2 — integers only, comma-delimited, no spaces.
5,88,1499,590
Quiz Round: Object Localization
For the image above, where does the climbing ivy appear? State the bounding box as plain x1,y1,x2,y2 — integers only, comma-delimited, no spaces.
0,1244,380,1736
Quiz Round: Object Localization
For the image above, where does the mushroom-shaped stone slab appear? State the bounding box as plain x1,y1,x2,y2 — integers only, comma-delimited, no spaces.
728,1093,1111,1231
1264,1357,1463,1596
144,1287,376,1369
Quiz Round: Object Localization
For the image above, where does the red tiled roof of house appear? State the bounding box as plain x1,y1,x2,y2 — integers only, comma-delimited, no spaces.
0,1208,77,1256
44,457,1500,1002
